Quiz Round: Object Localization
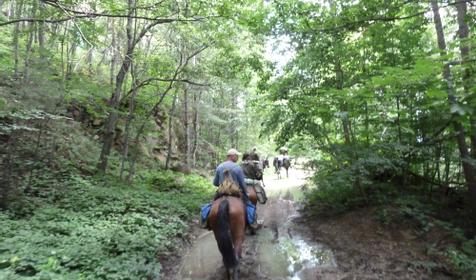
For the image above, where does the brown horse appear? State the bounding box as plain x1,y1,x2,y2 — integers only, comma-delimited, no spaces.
208,196,246,280
241,158,263,234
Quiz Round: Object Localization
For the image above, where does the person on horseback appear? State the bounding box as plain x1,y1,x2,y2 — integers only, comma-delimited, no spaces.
212,148,257,229
213,149,249,200
276,153,284,167
283,150,290,161
249,146,260,161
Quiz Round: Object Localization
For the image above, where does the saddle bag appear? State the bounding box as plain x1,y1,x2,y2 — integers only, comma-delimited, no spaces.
254,183,268,204
217,169,241,197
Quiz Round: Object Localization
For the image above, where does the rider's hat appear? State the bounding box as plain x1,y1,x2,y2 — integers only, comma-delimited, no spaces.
227,148,241,156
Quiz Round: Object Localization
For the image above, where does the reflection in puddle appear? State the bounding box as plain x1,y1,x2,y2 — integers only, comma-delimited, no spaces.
258,228,335,280
179,231,222,280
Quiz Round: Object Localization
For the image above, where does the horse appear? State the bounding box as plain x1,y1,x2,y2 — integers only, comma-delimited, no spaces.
262,158,270,169
273,157,283,179
241,156,264,234
206,157,263,279
283,158,291,178
208,196,246,280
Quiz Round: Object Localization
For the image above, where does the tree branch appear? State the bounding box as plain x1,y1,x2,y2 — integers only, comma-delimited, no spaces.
315,0,473,33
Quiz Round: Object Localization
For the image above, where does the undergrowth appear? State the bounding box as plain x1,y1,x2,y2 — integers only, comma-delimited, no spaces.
304,143,476,279
0,167,214,280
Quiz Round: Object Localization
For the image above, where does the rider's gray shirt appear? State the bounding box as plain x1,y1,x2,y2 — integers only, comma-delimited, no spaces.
213,160,248,200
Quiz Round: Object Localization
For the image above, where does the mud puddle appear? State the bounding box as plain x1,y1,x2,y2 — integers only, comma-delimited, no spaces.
177,169,335,280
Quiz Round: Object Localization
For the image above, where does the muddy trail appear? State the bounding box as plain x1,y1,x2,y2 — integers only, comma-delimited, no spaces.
171,168,455,280
176,168,336,280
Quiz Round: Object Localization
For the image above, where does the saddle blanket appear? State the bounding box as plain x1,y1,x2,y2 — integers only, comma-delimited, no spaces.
200,201,256,225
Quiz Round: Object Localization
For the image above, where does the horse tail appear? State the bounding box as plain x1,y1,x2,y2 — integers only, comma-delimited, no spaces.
216,199,238,269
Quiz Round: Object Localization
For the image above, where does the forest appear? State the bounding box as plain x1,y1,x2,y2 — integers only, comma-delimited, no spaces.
0,0,475,279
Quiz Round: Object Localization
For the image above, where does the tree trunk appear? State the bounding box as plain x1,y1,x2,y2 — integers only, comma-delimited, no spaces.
87,48,94,76
455,1,476,159
444,149,451,186
396,95,402,143
192,91,201,167
97,0,135,172
13,0,24,78
23,1,37,81
183,86,192,169
38,1,46,59
66,42,77,80
120,65,138,179
166,91,178,170
229,91,238,148
60,22,68,81
110,19,116,88
364,101,369,145
431,0,476,214
335,60,351,144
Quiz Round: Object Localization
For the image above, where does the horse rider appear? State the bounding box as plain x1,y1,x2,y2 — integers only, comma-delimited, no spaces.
276,153,284,166
249,147,260,161
283,150,290,161
213,148,258,229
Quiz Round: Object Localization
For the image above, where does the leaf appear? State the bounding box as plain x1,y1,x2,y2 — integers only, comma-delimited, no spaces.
426,88,446,99
0,97,6,110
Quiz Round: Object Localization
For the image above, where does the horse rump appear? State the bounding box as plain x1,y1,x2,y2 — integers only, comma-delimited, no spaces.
283,158,291,169
215,199,238,269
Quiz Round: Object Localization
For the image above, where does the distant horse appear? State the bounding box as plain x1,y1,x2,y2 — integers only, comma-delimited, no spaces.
262,158,270,169
208,196,246,280
283,158,291,178
273,157,283,179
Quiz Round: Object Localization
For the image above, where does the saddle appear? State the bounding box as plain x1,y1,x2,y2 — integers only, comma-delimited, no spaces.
245,179,268,204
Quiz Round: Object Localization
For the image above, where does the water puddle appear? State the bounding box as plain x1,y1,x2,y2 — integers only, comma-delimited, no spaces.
257,211,335,279
178,202,335,280
179,231,222,280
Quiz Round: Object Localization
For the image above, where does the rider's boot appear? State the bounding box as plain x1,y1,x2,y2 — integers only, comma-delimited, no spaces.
249,214,258,230
199,218,209,230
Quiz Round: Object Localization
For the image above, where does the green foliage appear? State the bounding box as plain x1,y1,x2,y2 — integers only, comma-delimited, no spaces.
305,143,404,214
0,169,214,279
393,196,476,279
445,241,476,278
0,97,6,110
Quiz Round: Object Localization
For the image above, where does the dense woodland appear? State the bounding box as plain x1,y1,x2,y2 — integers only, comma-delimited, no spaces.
1,0,476,279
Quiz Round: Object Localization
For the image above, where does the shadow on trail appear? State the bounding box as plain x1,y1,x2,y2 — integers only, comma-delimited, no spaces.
178,168,336,280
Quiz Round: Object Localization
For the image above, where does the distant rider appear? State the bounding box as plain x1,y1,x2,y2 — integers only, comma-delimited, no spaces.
249,147,260,161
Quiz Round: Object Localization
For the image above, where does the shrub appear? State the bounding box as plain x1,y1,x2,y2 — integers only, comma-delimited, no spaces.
305,143,405,214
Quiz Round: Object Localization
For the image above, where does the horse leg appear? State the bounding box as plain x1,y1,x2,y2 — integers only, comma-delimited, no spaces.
212,199,239,272
230,217,246,258
229,237,243,280
229,198,246,280
227,266,239,280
